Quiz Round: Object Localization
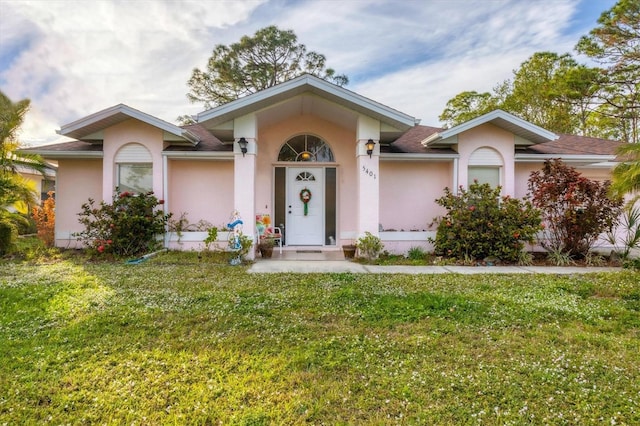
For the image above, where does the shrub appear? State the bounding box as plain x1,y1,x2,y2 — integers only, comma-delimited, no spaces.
528,159,623,258
0,220,17,256
431,182,542,262
407,246,427,260
32,191,55,247
356,232,384,260
75,190,171,257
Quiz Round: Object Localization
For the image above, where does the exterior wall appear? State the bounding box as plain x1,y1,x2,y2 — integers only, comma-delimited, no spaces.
580,167,613,182
55,158,103,247
257,114,357,245
379,161,451,230
103,119,165,200
167,159,234,228
457,123,515,195
514,163,540,198
379,161,451,253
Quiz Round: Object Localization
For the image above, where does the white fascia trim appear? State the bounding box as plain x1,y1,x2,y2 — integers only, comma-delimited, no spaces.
437,110,558,143
515,154,617,163
380,153,459,161
420,132,442,146
162,151,234,160
197,75,417,128
58,104,199,145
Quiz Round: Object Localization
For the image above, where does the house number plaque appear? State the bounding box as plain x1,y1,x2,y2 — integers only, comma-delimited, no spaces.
362,165,377,180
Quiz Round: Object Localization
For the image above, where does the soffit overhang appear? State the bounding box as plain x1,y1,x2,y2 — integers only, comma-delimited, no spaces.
57,104,199,145
196,74,418,142
423,110,558,147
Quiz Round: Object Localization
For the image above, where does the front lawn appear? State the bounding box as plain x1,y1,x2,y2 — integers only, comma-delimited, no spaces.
1,251,638,424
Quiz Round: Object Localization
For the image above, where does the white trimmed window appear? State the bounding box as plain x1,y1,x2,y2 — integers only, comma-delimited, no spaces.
468,147,502,187
115,143,153,193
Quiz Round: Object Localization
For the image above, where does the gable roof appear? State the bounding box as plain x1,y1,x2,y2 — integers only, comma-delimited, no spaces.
196,74,418,133
422,110,559,146
57,104,200,145
383,118,619,161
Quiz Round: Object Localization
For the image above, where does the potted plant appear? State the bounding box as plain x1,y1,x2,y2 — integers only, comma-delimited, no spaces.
258,237,275,258
342,242,357,259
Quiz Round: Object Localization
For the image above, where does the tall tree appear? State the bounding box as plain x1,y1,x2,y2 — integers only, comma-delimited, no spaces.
551,64,603,136
187,26,349,110
439,52,596,133
576,0,640,143
502,52,581,133
439,91,498,128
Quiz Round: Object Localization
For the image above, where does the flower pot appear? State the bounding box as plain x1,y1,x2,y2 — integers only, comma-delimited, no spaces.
260,246,273,258
342,244,356,259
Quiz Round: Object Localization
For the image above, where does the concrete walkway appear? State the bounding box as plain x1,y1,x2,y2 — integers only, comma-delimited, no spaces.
248,260,622,274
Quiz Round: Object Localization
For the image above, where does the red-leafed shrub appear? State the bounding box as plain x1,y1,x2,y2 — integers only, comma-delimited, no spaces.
528,159,623,258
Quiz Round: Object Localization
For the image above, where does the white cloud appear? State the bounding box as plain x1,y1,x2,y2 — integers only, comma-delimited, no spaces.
0,0,613,144
1,0,265,144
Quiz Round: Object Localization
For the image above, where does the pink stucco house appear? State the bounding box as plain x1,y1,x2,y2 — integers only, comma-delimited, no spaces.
29,74,620,258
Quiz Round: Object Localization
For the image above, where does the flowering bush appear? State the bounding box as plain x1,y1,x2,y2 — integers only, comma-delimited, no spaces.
528,159,623,257
431,182,542,262
75,189,171,257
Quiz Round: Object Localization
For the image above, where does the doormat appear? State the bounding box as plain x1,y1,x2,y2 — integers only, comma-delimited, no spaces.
296,250,322,253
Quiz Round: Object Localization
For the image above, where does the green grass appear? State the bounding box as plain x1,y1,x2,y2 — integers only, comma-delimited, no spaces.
1,249,639,424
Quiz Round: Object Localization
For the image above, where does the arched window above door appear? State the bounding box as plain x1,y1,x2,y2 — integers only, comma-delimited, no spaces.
278,134,334,162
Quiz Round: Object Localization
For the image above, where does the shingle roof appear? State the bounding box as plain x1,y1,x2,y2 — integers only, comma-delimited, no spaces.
384,125,443,153
21,140,102,153
383,125,621,157
524,134,621,156
164,124,231,152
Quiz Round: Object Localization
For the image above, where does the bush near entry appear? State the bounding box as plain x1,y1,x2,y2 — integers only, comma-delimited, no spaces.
431,182,542,262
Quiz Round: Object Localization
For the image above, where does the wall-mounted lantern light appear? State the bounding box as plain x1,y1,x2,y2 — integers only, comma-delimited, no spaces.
366,139,376,158
238,137,248,157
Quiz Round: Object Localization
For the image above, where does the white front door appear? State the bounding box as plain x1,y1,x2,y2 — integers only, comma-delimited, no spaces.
287,167,324,245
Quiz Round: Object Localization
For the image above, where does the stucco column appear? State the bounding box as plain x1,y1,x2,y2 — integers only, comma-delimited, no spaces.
356,139,380,237
233,137,257,260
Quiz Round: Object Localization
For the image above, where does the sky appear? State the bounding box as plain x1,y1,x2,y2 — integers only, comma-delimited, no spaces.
0,0,618,146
